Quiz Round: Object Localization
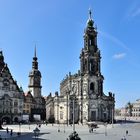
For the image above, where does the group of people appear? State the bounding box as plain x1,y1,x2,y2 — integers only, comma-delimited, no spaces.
121,130,128,140
6,127,13,136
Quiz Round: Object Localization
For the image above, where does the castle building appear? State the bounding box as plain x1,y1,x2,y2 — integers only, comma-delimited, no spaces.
0,48,46,123
0,51,24,123
46,10,115,124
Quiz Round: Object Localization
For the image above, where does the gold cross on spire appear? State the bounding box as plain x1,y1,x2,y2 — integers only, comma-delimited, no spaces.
89,8,92,19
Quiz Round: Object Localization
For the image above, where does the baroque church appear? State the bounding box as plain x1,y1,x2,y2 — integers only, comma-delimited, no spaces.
46,10,115,124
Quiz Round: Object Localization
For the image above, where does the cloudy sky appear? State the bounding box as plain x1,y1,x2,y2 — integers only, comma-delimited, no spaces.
0,0,140,108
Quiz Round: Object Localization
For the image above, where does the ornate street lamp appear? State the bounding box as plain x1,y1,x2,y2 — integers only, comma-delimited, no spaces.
71,84,77,132
63,123,65,133
33,127,40,139
112,105,114,128
29,121,30,130
67,84,81,140
17,122,21,136
72,95,76,132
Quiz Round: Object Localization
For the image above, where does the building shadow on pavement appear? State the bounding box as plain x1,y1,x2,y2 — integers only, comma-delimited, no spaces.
17,132,51,140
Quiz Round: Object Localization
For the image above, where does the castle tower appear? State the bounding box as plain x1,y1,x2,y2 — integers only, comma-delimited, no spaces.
28,47,42,98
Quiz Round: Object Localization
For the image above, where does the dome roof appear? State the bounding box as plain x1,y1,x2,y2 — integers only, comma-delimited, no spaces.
29,69,41,77
87,19,94,27
86,9,94,28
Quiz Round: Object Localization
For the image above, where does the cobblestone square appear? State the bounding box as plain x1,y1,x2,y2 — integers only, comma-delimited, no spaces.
1,122,140,140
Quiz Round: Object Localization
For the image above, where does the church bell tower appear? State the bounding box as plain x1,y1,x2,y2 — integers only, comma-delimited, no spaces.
80,10,104,97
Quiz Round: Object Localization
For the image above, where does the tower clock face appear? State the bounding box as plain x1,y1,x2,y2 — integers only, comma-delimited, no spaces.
34,77,40,84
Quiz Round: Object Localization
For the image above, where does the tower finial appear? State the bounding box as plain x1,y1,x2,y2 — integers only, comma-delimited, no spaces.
87,8,94,27
89,8,92,19
34,44,37,58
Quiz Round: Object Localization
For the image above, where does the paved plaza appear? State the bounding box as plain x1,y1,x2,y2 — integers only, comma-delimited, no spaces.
1,122,140,140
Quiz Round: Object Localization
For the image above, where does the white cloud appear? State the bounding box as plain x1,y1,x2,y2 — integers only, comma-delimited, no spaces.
99,30,129,50
131,8,140,17
113,53,126,59
125,3,140,19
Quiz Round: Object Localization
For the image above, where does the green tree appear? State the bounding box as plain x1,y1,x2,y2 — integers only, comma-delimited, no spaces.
125,102,133,117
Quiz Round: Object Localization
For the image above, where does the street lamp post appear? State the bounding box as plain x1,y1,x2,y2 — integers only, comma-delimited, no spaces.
29,121,30,130
112,106,114,128
56,96,60,132
71,84,77,132
17,123,21,136
58,122,60,132
66,91,70,126
73,96,75,132
64,123,65,133
104,123,107,136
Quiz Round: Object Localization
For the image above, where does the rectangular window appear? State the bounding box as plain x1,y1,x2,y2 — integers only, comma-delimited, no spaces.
89,40,92,45
60,111,63,120
14,101,18,107
26,104,29,108
14,109,18,114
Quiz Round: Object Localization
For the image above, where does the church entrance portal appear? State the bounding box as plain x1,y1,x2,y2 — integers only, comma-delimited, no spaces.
91,111,96,121
2,116,11,124
14,117,19,123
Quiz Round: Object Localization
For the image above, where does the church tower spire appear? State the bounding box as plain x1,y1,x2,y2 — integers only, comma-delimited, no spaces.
80,10,100,75
89,8,92,19
32,46,38,70
80,9,103,96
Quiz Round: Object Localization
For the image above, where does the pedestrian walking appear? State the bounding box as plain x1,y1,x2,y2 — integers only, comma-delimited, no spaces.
126,130,128,136
124,136,126,140
10,129,13,136
6,127,9,133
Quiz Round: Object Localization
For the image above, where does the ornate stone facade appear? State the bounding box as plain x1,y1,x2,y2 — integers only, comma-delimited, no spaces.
131,100,140,117
45,93,55,122
23,91,36,114
0,51,24,123
46,10,115,124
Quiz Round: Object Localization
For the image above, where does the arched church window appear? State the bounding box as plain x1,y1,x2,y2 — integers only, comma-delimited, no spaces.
90,60,94,73
90,82,94,92
94,36,97,46
89,39,92,46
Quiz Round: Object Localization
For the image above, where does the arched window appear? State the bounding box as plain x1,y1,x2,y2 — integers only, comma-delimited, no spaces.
90,82,94,91
84,60,87,71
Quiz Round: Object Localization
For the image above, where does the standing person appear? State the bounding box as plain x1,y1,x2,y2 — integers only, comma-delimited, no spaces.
10,129,13,136
126,130,128,136
6,127,9,133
